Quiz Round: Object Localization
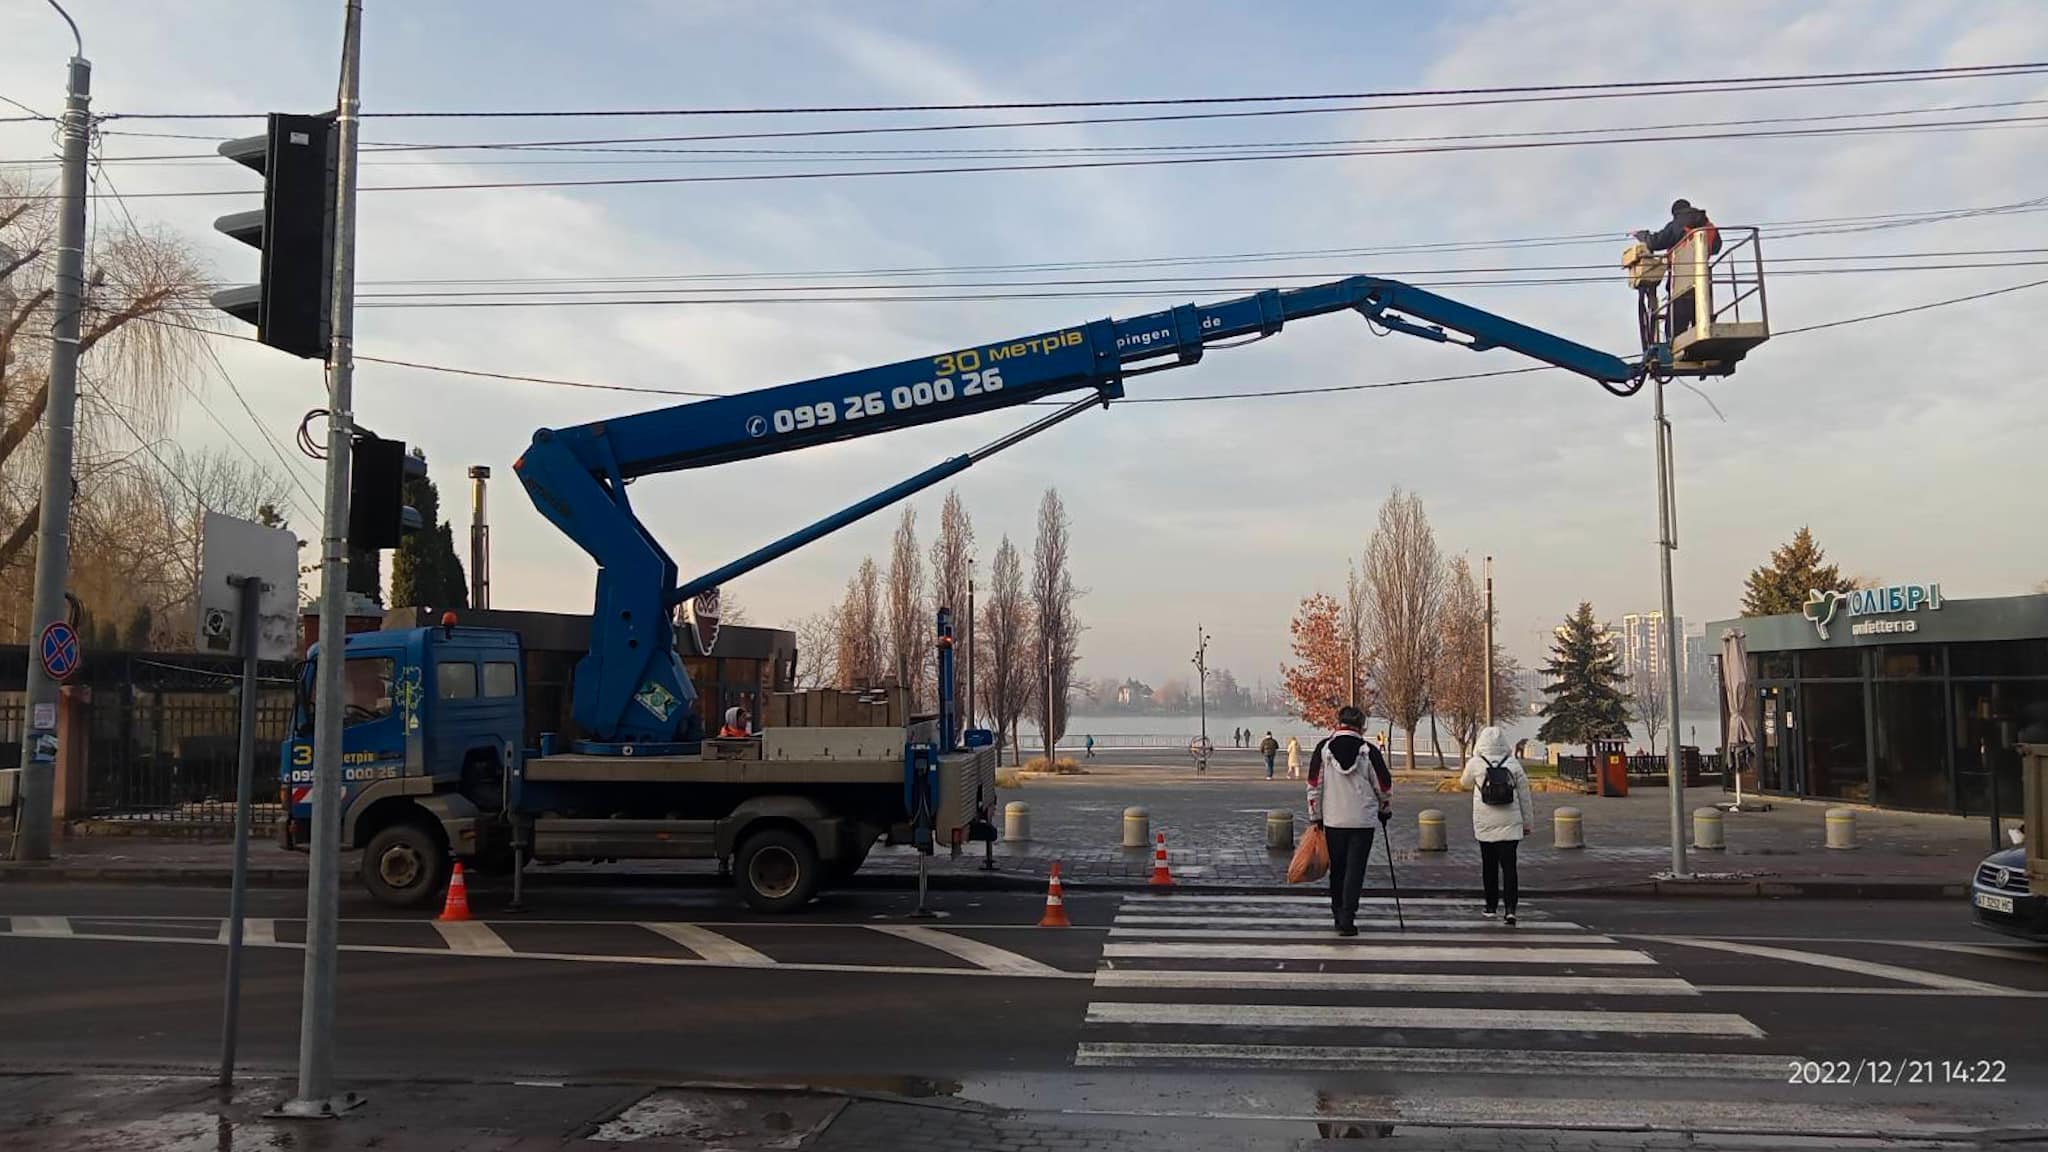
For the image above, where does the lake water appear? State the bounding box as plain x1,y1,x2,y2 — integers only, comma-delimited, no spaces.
1021,709,1725,756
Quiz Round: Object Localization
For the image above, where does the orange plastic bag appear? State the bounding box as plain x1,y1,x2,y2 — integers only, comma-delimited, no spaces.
1288,823,1329,884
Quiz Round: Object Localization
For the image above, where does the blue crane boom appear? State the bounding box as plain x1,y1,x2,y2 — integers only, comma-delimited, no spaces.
514,275,1637,750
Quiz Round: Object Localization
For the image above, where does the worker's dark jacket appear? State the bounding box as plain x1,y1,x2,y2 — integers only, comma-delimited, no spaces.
1646,208,1721,254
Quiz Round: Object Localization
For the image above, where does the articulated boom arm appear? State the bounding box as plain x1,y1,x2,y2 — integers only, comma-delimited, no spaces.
514,275,1634,749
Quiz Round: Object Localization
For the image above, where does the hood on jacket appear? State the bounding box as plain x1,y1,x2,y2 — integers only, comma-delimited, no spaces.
1474,726,1513,762
724,706,743,728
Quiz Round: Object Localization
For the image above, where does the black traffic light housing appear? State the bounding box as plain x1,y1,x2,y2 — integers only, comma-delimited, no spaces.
347,436,426,551
212,113,336,359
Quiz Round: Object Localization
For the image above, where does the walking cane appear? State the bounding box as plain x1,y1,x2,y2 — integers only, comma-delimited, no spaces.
1377,809,1404,932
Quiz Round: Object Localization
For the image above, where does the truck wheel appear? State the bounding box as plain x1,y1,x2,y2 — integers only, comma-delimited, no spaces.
735,827,818,913
362,821,448,909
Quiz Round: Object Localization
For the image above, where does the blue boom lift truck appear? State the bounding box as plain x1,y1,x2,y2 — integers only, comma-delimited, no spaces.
282,258,1769,911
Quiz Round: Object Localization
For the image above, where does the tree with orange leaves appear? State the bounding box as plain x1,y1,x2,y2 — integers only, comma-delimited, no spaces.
1281,592,1352,730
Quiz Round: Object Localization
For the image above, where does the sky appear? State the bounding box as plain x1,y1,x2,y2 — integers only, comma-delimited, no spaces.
4,0,2046,691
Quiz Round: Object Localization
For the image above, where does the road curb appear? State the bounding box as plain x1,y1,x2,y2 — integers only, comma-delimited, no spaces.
0,862,1964,900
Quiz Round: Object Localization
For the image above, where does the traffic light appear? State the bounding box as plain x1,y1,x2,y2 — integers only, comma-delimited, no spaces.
212,113,336,360
346,436,425,550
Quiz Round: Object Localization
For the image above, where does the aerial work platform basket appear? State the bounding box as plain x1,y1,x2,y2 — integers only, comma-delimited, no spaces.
1625,226,1769,377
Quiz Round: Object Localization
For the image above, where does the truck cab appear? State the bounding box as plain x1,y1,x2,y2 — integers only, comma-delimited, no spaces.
281,623,524,906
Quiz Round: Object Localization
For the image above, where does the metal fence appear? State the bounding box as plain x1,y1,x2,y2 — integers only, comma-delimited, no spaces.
1,646,295,822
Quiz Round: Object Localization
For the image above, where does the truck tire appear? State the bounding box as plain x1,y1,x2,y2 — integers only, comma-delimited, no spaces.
734,826,818,913
361,820,448,909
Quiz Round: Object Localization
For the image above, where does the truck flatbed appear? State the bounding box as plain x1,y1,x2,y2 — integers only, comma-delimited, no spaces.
522,754,902,786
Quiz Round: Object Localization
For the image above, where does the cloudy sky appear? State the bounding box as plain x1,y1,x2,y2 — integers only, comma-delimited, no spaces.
4,0,2046,690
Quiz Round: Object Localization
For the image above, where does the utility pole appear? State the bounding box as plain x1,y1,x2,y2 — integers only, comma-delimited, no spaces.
1192,624,1210,771
1483,555,1495,726
13,11,89,863
1653,373,1687,879
467,465,490,610
964,577,976,731
282,0,363,1117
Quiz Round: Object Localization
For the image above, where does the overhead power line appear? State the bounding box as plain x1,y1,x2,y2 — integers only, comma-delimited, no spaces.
37,112,2048,200
90,61,2048,120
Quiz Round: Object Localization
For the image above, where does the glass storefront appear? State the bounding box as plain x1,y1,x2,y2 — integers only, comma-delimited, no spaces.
1799,682,1868,801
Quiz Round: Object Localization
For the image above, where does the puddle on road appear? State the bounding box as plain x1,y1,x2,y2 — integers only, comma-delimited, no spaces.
588,1088,845,1147
59,1113,299,1152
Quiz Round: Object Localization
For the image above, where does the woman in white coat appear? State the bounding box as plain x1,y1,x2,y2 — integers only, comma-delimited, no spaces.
1459,725,1534,923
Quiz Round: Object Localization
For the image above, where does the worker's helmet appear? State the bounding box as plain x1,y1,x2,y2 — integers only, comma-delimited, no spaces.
1671,198,1693,215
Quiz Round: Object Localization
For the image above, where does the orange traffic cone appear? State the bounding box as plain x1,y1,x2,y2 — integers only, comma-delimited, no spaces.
437,859,472,922
1037,861,1071,928
1149,831,1173,887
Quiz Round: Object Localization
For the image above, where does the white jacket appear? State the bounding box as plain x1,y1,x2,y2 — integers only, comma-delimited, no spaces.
1459,726,1534,843
1308,731,1391,829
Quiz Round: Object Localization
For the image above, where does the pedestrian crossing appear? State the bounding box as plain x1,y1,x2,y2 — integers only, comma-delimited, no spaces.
1075,892,1778,1077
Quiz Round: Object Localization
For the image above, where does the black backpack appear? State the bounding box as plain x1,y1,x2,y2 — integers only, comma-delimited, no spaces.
1478,755,1516,806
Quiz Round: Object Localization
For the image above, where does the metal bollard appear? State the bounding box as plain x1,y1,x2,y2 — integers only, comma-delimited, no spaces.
1003,801,1031,843
1417,809,1447,852
1122,806,1151,849
1265,809,1294,851
1554,806,1584,849
1826,807,1857,850
1693,806,1725,850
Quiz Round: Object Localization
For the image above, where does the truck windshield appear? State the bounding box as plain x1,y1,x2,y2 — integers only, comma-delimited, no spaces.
297,656,398,735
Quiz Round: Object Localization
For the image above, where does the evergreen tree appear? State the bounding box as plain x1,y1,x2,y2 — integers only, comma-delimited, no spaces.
1741,526,1851,616
1537,601,1632,748
346,546,382,605
390,449,469,611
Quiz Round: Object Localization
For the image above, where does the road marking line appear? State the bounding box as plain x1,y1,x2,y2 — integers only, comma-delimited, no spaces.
431,920,514,956
1115,911,1549,926
1127,894,1474,906
0,927,1091,979
1045,1098,1943,1140
1093,970,1698,995
1104,942,1657,965
1630,935,2026,994
1084,1001,1765,1037
1693,983,2048,998
215,918,275,945
10,916,70,936
1703,935,2048,961
1110,923,1587,936
1075,1043,1780,1077
641,922,775,967
868,925,1062,976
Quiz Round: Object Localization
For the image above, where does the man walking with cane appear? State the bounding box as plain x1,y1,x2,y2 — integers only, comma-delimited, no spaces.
1306,706,1393,936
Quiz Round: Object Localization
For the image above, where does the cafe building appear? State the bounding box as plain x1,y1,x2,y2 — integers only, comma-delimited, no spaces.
1709,585,2048,815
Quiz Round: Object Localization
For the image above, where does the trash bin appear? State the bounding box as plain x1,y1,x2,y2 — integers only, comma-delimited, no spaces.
1592,739,1629,798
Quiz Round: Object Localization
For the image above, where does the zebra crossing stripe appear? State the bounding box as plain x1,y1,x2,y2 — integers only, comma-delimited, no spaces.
216,918,275,945
10,916,72,936
1074,1042,1779,1077
432,920,514,956
1092,970,1698,996
1085,1001,1765,1037
641,922,775,967
1105,941,1657,965
867,925,1062,976
1109,924,1588,938
1126,894,1470,906
1113,912,1550,927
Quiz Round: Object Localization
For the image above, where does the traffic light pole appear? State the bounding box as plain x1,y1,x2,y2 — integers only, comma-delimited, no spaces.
1654,372,1688,880
282,0,362,1117
12,47,90,862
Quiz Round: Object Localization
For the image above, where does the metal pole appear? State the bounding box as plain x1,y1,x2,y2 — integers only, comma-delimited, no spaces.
1654,374,1687,878
1195,625,1208,772
285,0,363,1116
965,578,976,731
467,465,490,610
218,576,261,1091
12,51,90,862
1483,555,1495,727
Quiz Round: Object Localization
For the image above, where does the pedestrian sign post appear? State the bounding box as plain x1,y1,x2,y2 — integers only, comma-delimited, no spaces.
38,621,80,683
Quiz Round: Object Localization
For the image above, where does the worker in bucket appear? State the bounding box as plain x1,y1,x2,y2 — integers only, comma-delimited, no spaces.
1634,198,1722,335
719,705,753,739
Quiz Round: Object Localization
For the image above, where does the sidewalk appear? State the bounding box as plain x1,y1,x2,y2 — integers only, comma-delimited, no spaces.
0,761,2002,897
0,1072,2005,1151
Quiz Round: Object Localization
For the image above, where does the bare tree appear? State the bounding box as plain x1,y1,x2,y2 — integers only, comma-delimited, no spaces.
1,174,212,581
1632,665,1667,755
1438,555,1487,759
928,488,975,699
976,535,1032,765
1362,487,1446,771
835,557,884,687
1344,558,1373,715
884,506,928,705
1028,488,1083,766
790,608,840,688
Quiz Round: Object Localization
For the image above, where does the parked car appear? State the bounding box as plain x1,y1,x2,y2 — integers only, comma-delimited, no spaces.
1970,839,2047,943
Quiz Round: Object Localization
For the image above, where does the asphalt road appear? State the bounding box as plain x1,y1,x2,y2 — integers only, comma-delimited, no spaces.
3,883,2045,1139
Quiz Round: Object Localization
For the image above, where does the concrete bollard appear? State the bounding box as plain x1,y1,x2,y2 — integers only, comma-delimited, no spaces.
1554,806,1584,849
1693,806,1725,850
1003,801,1031,843
1417,809,1447,852
1266,809,1294,851
1122,806,1151,849
1826,806,1858,850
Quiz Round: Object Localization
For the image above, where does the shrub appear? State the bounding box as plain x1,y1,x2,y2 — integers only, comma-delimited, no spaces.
1022,756,1084,774
995,769,1023,789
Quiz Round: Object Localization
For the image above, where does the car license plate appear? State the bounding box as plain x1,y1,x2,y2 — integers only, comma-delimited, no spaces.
1976,892,2015,914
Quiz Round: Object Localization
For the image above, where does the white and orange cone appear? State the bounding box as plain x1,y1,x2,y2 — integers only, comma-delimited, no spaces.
1038,861,1071,928
1149,831,1173,887
437,859,472,922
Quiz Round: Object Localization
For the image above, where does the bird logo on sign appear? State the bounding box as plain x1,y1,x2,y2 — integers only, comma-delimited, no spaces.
682,588,721,655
